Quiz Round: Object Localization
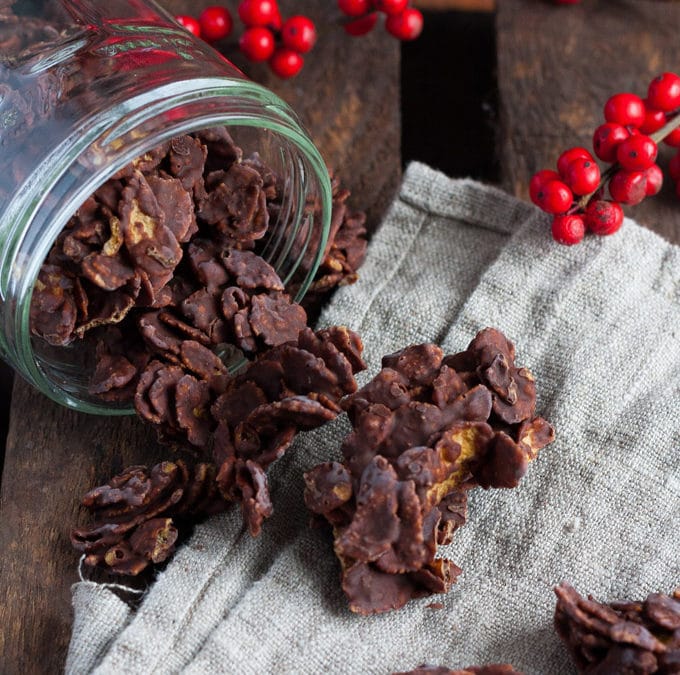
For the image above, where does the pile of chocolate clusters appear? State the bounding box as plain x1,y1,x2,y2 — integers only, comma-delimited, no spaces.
26,125,367,574
30,126,366,361
304,329,555,614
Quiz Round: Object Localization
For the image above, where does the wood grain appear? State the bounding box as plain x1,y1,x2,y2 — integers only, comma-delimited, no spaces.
414,0,494,11
0,2,399,673
497,0,680,245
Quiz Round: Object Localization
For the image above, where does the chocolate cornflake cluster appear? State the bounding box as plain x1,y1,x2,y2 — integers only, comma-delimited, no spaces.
71,460,228,575
304,328,555,615
394,665,523,675
555,582,680,674
289,171,367,313
73,324,366,574
30,125,365,362
22,117,367,573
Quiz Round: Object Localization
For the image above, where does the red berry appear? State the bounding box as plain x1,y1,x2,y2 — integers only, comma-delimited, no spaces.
592,123,629,162
616,134,658,171
639,102,666,134
647,72,680,112
603,92,646,128
564,157,600,196
552,214,585,245
374,0,409,15
175,14,201,37
337,0,371,17
669,151,680,181
556,146,593,178
663,128,680,147
609,169,647,205
535,180,573,214
529,169,561,205
269,48,304,79
198,6,233,42
239,26,275,62
643,164,663,196
584,200,624,236
238,0,279,27
343,12,378,35
281,15,317,53
385,8,424,41
272,4,283,29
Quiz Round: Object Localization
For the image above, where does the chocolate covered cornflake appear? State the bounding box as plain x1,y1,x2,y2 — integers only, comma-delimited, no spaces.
89,327,150,403
555,582,680,674
30,118,366,410
290,172,368,315
394,665,523,675
209,325,366,535
74,325,366,574
29,264,78,346
71,460,228,575
304,328,555,615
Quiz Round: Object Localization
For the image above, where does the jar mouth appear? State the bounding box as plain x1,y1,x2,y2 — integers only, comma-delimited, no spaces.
2,77,332,414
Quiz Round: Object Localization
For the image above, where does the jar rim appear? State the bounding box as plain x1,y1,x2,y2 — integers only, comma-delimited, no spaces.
2,76,332,414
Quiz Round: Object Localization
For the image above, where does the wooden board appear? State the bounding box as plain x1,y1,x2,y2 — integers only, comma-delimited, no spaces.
0,2,400,673
414,0,494,11
497,0,680,245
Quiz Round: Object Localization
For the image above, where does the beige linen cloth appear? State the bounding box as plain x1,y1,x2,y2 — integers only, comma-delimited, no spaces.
67,162,680,675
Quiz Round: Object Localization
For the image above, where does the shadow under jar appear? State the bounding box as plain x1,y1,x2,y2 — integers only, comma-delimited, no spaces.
0,0,332,415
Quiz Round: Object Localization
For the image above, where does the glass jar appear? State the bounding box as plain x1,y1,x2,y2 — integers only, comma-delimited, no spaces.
0,0,332,414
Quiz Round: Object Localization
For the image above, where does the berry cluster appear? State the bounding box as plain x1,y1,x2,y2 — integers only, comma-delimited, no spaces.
530,71,680,245
176,2,316,79
338,0,423,41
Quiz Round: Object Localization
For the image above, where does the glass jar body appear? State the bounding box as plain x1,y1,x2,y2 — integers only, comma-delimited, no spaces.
0,0,332,414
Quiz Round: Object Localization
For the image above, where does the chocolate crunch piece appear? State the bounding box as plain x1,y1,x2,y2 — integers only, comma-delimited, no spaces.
305,328,555,615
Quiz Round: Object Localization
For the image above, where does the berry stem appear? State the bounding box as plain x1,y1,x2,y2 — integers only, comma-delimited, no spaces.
574,109,680,210
649,109,680,144
573,164,616,211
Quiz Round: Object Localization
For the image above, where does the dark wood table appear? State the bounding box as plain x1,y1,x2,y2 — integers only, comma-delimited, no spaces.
497,0,680,243
1,1,679,672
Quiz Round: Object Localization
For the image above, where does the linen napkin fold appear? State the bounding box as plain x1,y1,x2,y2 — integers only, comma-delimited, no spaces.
66,162,680,675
